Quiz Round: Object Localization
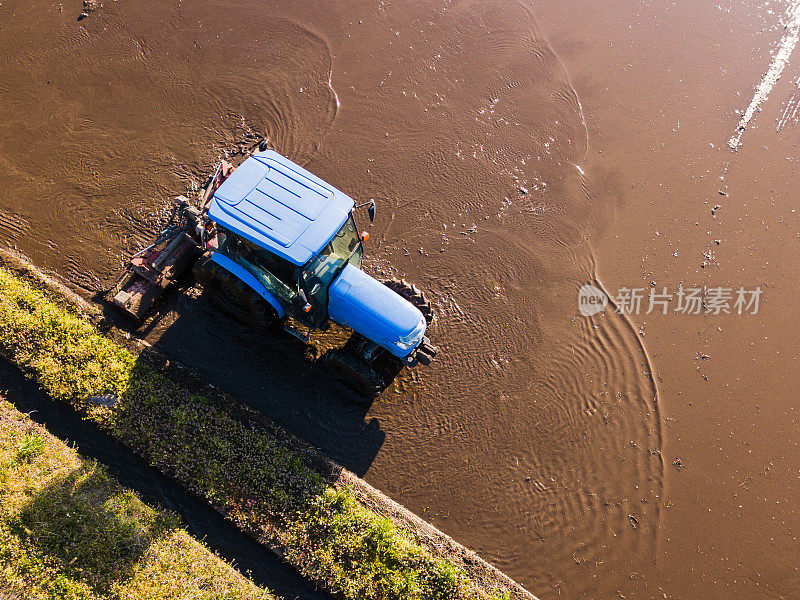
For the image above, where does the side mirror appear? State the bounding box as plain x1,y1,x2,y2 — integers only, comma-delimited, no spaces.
368,200,376,223
297,286,309,304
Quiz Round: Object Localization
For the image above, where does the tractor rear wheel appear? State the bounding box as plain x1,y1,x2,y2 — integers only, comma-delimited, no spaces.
382,278,433,324
324,348,385,402
193,254,279,331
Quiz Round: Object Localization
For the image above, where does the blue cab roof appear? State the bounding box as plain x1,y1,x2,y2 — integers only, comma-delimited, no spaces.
208,151,354,265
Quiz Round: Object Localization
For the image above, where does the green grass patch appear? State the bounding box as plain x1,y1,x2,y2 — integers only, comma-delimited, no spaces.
0,400,272,600
16,434,45,462
0,266,512,600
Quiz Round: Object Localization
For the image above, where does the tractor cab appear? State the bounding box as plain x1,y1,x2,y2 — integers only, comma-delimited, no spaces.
210,211,363,329
206,150,362,328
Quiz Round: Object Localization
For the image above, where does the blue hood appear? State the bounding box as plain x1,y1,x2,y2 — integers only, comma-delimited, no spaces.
328,264,427,358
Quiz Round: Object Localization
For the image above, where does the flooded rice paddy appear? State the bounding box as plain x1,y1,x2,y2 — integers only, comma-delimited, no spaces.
1,0,799,598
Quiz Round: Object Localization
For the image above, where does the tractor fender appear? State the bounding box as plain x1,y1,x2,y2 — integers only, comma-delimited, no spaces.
208,252,286,319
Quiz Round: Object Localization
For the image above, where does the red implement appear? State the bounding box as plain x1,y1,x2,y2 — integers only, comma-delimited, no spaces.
108,153,246,320
110,232,199,320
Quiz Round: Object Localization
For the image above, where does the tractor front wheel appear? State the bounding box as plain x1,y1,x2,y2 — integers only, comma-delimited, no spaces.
382,278,433,324
193,253,279,331
324,349,385,402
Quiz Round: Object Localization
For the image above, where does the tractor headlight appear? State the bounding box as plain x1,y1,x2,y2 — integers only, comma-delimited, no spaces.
396,317,426,351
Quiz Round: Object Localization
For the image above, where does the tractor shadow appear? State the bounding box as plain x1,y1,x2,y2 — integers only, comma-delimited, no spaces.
102,285,386,477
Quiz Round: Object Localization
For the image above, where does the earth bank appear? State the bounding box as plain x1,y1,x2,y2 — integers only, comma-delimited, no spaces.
0,248,535,600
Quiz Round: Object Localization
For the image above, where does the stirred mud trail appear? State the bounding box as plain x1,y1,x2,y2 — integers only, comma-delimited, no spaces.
0,1,338,288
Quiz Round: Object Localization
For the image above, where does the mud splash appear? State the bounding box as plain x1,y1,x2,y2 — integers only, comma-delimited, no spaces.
729,0,800,148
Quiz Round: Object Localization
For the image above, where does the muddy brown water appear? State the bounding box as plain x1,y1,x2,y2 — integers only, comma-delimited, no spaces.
1,0,799,599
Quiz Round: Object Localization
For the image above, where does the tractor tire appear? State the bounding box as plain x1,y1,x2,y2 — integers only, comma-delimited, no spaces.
324,348,385,402
193,254,279,331
382,278,433,324
342,333,405,386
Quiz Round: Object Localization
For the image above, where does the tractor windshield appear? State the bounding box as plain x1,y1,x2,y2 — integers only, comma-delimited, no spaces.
301,214,362,321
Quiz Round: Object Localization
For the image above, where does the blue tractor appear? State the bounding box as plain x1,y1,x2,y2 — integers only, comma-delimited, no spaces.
185,148,437,397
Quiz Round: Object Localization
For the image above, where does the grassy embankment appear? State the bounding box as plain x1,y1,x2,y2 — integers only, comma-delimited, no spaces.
0,398,273,600
0,265,510,600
